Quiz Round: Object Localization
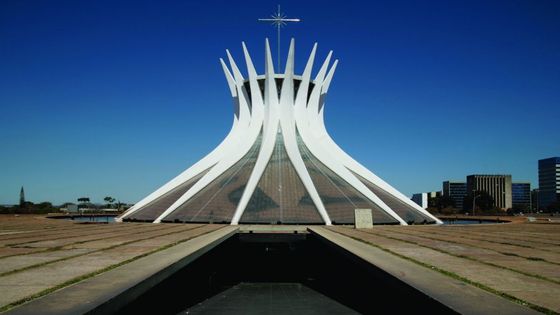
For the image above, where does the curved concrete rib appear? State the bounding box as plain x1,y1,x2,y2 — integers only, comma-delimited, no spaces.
313,65,441,224
230,39,281,224
154,55,262,223
119,55,244,221
279,39,331,224
298,54,406,225
123,39,439,226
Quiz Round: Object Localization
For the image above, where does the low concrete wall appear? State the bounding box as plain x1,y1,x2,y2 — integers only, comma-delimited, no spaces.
5,226,238,315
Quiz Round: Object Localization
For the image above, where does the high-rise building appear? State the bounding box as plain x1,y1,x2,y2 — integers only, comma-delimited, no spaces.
118,40,441,225
466,175,512,210
512,182,531,209
442,181,466,210
538,157,560,209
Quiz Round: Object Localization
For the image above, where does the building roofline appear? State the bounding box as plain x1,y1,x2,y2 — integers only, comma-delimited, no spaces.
466,174,512,177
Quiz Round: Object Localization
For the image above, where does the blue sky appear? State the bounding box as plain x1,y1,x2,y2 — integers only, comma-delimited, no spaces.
1,0,558,205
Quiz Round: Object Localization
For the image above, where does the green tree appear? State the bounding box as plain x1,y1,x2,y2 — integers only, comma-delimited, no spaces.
104,196,115,208
77,197,90,211
428,195,456,210
438,195,456,209
463,191,494,213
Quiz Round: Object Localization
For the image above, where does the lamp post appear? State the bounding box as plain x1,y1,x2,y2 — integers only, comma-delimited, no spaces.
529,190,532,214
472,191,480,216
535,189,539,212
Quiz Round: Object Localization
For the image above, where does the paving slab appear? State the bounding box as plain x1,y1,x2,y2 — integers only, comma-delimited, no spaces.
4,226,238,315
61,224,195,249
383,227,560,264
0,248,92,274
12,224,159,248
0,225,205,276
310,227,539,315
396,227,560,256
1,215,559,314
2,224,162,247
0,221,221,309
330,226,560,313
363,228,560,282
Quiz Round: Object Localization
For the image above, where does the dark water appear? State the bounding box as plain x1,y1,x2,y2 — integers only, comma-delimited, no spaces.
442,219,501,225
68,215,116,223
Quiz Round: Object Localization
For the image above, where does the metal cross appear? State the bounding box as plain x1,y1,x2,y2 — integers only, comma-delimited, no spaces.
258,5,301,70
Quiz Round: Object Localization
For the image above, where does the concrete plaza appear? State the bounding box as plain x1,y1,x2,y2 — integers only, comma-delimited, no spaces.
0,215,558,314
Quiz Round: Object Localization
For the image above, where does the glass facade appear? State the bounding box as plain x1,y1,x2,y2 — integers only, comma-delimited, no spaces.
125,169,210,222
162,132,263,223
296,132,399,224
354,173,435,224
512,182,531,207
442,181,467,210
538,157,560,208
128,128,436,224
240,129,323,224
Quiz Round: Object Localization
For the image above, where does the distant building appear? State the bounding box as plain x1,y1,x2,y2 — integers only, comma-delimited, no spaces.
466,175,512,210
429,191,441,199
538,157,560,209
411,191,441,209
442,181,466,210
412,193,428,209
67,204,79,212
512,182,531,209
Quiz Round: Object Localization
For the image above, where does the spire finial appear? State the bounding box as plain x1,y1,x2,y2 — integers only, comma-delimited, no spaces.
258,5,300,70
